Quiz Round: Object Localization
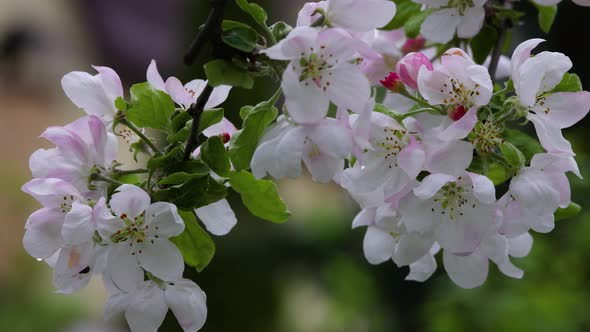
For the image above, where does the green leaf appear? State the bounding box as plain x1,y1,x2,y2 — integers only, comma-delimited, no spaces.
487,162,511,186
222,26,258,52
382,0,422,30
499,142,525,169
554,202,582,221
228,101,278,171
126,83,175,131
115,96,127,111
147,146,184,170
536,4,558,34
551,73,583,93
470,25,498,65
171,210,215,272
269,21,293,43
228,171,289,223
503,129,544,163
199,108,224,133
204,59,254,89
404,10,430,38
239,105,254,120
201,136,231,177
235,0,268,27
158,161,210,185
222,20,252,31
153,176,227,210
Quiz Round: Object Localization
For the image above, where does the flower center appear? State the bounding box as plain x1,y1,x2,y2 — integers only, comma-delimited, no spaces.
447,0,475,15
376,127,412,168
297,46,336,91
431,180,475,220
110,211,158,248
441,78,481,108
470,121,504,154
60,194,76,213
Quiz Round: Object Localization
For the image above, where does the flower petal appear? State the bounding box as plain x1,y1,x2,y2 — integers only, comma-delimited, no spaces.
138,239,184,282
443,250,488,289
363,226,395,265
110,185,151,219
195,199,237,236
165,280,208,332
23,208,65,259
145,202,185,238
147,60,166,91
126,283,168,332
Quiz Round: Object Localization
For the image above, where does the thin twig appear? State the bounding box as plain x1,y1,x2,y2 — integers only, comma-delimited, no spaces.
117,116,163,155
488,1,512,83
183,84,215,160
91,173,124,187
184,0,229,66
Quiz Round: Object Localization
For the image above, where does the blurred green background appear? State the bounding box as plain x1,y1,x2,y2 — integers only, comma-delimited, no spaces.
1,0,590,331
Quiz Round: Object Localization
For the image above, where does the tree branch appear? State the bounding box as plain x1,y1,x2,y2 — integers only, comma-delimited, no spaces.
184,0,230,66
488,1,512,83
183,84,215,160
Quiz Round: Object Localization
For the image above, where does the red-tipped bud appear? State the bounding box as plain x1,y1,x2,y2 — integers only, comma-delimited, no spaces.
402,36,426,54
448,105,467,121
380,72,404,93
220,132,231,144
395,52,433,91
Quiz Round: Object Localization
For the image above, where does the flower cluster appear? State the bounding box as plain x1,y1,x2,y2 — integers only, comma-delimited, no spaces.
22,0,590,330
255,1,590,288
23,62,240,331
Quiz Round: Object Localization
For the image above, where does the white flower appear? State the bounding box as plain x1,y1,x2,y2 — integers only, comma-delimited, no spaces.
399,172,498,254
61,66,123,123
297,0,397,32
147,59,231,110
29,115,118,197
97,185,185,291
251,116,353,183
262,27,371,124
417,0,486,43
195,199,238,236
511,39,590,155
105,279,207,332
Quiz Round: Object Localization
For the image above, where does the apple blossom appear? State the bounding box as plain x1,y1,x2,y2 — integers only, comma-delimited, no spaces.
297,0,396,32
395,52,434,91
417,0,486,43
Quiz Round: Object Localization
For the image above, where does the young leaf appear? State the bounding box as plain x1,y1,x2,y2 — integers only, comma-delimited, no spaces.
204,59,254,89
199,108,224,132
222,20,253,31
499,142,525,169
229,171,289,223
126,83,175,131
201,136,231,177
158,161,210,186
239,105,254,120
470,25,498,65
269,21,293,43
147,146,184,170
228,101,278,171
536,4,558,34
404,10,430,38
154,176,228,210
382,0,422,30
551,73,583,93
554,202,582,221
171,210,216,272
235,0,268,27
222,26,258,52
503,129,544,163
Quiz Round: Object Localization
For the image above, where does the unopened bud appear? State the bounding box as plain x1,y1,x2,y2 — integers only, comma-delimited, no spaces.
402,36,426,54
395,52,433,91
380,72,405,93
220,132,231,144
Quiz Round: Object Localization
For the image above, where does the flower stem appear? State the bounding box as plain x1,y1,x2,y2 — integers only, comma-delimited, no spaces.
91,173,124,187
268,87,283,106
113,168,149,176
399,108,443,121
118,116,163,155
399,92,444,114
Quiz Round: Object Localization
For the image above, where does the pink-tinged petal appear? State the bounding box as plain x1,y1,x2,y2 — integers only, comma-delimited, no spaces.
327,0,397,31
540,91,590,129
105,243,144,292
62,202,95,245
262,27,318,60
282,66,330,124
363,226,395,265
53,243,96,293
406,252,437,282
29,148,71,179
137,239,184,282
352,208,376,229
517,52,572,106
528,115,574,155
572,0,590,6
511,39,545,75
443,250,488,289
456,6,485,39
417,65,454,105
435,202,496,253
396,52,433,91
393,232,435,266
92,65,124,101
414,173,456,199
144,202,184,238
165,280,208,332
425,140,474,176
302,149,344,183
439,106,478,141
205,85,232,109
202,117,237,138
146,60,166,91
297,1,327,26
508,232,533,258
479,234,508,264
22,178,82,207
95,197,125,239
165,77,194,109
325,63,372,113
126,283,168,332
497,259,524,279
317,28,360,61
465,64,493,106
41,126,87,163
252,123,306,179
183,79,207,102
420,9,461,43
398,135,426,179
195,199,237,236
23,208,65,259
110,185,151,219
466,172,496,204
61,70,117,119
530,213,555,233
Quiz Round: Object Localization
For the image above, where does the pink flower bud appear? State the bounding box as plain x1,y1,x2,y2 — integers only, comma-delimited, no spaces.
402,36,426,54
220,132,231,144
395,52,433,91
448,105,467,121
380,72,404,93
